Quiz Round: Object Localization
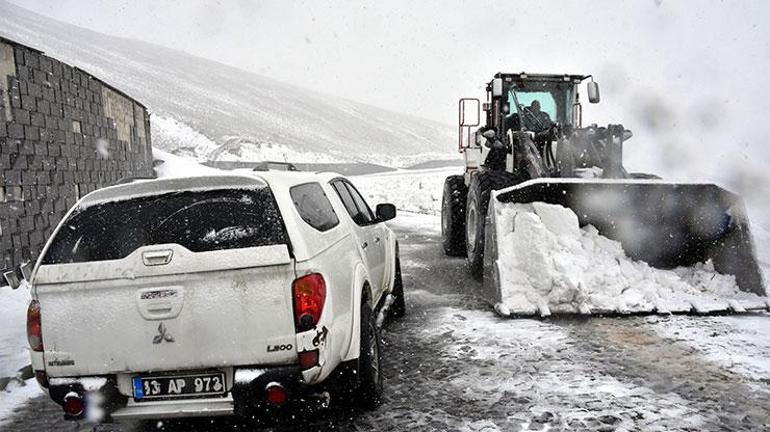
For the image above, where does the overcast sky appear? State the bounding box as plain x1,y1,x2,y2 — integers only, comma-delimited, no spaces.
8,0,770,125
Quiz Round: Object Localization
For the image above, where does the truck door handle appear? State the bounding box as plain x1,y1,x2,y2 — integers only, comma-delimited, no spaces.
142,249,174,266
362,241,368,249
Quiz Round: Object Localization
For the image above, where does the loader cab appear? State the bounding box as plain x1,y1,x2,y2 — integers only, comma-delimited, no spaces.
484,73,589,141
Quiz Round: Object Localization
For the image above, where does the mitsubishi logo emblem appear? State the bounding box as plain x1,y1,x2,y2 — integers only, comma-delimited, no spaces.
153,322,175,344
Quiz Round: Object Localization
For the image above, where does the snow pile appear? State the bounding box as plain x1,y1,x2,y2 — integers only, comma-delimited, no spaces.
493,202,767,315
152,117,343,164
152,148,222,178
215,137,342,164
0,283,31,378
151,116,219,158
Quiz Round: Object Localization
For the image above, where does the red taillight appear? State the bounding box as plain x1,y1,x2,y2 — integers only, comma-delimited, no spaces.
27,300,43,352
265,383,288,406
63,392,84,417
298,350,319,370
291,273,326,332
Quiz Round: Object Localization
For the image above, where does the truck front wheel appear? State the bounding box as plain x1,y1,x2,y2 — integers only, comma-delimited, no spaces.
389,257,405,318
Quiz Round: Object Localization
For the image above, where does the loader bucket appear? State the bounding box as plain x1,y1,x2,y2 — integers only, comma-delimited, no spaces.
483,178,769,316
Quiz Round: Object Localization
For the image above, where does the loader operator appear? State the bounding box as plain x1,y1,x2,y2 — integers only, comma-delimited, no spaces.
522,100,553,133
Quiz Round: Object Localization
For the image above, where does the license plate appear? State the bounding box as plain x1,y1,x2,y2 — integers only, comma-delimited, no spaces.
133,372,226,400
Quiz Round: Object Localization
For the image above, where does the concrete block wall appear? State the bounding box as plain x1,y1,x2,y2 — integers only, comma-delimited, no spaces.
0,36,154,273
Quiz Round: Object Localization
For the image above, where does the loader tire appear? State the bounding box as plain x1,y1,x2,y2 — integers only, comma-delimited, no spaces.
441,175,468,256
465,171,515,279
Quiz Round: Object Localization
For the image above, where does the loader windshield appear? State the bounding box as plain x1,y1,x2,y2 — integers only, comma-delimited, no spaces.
506,82,574,127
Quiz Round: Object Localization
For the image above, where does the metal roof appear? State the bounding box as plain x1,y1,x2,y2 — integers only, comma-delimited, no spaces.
493,72,590,83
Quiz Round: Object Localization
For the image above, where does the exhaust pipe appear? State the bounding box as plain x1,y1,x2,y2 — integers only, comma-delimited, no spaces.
63,392,85,419
265,382,288,407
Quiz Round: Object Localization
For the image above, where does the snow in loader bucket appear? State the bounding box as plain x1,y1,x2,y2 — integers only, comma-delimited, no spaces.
482,179,770,317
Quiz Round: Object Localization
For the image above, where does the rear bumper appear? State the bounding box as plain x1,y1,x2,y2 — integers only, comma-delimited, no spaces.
112,395,235,420
47,365,324,422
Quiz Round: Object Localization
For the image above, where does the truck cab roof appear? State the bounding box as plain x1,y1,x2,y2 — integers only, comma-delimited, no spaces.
79,171,342,206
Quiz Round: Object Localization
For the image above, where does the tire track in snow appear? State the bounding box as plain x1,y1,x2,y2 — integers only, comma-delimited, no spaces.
561,317,770,431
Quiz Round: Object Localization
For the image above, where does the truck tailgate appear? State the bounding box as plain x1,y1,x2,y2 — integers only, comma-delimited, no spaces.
36,243,298,376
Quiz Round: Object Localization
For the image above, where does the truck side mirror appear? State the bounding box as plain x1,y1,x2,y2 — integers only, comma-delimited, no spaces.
587,81,600,103
375,203,396,222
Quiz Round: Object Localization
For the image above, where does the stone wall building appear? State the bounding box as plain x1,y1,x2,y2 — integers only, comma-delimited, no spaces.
0,36,154,274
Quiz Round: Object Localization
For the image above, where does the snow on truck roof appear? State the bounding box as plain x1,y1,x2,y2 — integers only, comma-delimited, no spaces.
78,170,343,208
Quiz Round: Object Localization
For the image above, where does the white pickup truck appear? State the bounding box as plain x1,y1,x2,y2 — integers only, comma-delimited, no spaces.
23,170,404,423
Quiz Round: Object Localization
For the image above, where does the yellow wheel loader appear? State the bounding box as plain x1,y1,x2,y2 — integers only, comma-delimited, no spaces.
442,72,769,317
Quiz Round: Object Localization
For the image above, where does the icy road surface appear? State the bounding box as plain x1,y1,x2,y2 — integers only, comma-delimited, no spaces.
3,212,769,431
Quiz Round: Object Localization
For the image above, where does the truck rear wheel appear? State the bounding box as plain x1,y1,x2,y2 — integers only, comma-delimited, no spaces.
353,300,383,409
465,171,515,279
441,175,468,256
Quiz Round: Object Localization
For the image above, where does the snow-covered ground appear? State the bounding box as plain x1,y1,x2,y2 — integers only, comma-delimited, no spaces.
428,307,715,430
645,315,770,381
0,284,31,378
0,282,43,429
0,379,43,428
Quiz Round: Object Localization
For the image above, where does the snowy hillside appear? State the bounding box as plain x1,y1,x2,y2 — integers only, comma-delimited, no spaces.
0,0,455,167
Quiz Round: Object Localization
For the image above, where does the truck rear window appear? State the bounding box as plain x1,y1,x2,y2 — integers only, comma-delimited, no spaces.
41,188,289,264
